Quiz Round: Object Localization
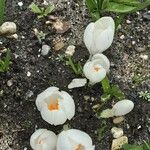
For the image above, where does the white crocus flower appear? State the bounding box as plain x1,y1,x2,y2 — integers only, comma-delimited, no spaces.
57,129,95,150
30,129,57,150
83,53,110,84
36,87,75,126
84,16,115,55
101,99,134,118
112,99,134,116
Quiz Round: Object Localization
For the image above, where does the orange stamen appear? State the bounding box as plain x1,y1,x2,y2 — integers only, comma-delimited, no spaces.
75,144,84,150
94,66,100,72
48,99,59,110
38,139,44,144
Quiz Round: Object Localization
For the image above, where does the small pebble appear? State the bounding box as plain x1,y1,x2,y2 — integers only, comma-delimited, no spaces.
41,45,50,56
84,96,90,101
143,13,150,20
65,45,75,56
132,41,136,45
111,136,128,150
0,22,17,35
126,20,131,24
54,41,65,51
18,1,23,7
7,80,13,87
140,54,148,60
27,71,31,77
111,127,124,139
136,46,146,52
113,116,124,124
120,35,125,40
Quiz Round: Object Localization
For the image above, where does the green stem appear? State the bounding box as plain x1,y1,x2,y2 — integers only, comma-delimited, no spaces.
68,56,78,75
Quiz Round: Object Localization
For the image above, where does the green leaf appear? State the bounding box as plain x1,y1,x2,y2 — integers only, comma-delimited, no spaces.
0,49,11,73
115,14,125,29
44,5,55,16
110,0,141,7
105,2,136,13
111,85,125,100
102,0,109,9
29,3,42,14
123,144,143,150
101,93,111,102
85,0,97,12
0,0,5,25
101,76,111,94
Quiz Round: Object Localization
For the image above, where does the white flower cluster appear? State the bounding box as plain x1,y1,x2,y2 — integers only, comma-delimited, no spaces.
29,16,134,150
83,16,115,84
30,129,95,150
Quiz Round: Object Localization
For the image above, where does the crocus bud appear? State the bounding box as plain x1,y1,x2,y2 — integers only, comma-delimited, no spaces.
30,129,57,150
83,54,110,84
57,129,95,150
36,87,75,126
112,99,134,116
84,17,115,55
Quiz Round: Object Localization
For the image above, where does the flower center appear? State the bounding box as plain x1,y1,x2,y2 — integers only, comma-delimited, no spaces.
94,65,100,72
48,98,59,111
75,144,85,150
38,139,44,144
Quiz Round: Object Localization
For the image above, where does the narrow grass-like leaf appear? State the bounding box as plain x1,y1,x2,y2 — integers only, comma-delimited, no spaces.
0,0,5,25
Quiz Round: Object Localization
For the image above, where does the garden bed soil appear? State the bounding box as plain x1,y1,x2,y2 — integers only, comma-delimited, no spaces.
0,0,150,149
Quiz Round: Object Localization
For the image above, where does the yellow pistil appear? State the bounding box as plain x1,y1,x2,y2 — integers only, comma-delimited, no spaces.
48,99,59,110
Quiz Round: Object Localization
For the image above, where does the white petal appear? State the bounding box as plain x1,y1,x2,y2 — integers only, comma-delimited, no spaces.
94,26,114,53
30,129,47,149
112,100,134,116
93,16,115,53
57,129,95,150
94,16,115,33
60,91,75,120
83,62,106,84
30,129,57,150
92,54,110,72
67,129,93,147
68,78,87,89
40,106,67,125
36,87,59,111
84,23,95,54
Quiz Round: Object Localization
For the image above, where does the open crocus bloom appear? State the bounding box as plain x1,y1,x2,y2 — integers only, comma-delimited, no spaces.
30,129,57,150
36,87,75,125
84,16,115,55
57,129,95,150
83,53,110,84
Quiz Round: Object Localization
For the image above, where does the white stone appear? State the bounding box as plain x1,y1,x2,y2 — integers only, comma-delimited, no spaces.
7,80,13,87
68,78,87,89
111,127,124,139
112,99,134,116
65,45,75,56
140,54,148,60
27,71,31,77
132,41,136,45
120,35,125,39
126,20,131,24
18,2,23,7
0,22,16,35
41,44,50,56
